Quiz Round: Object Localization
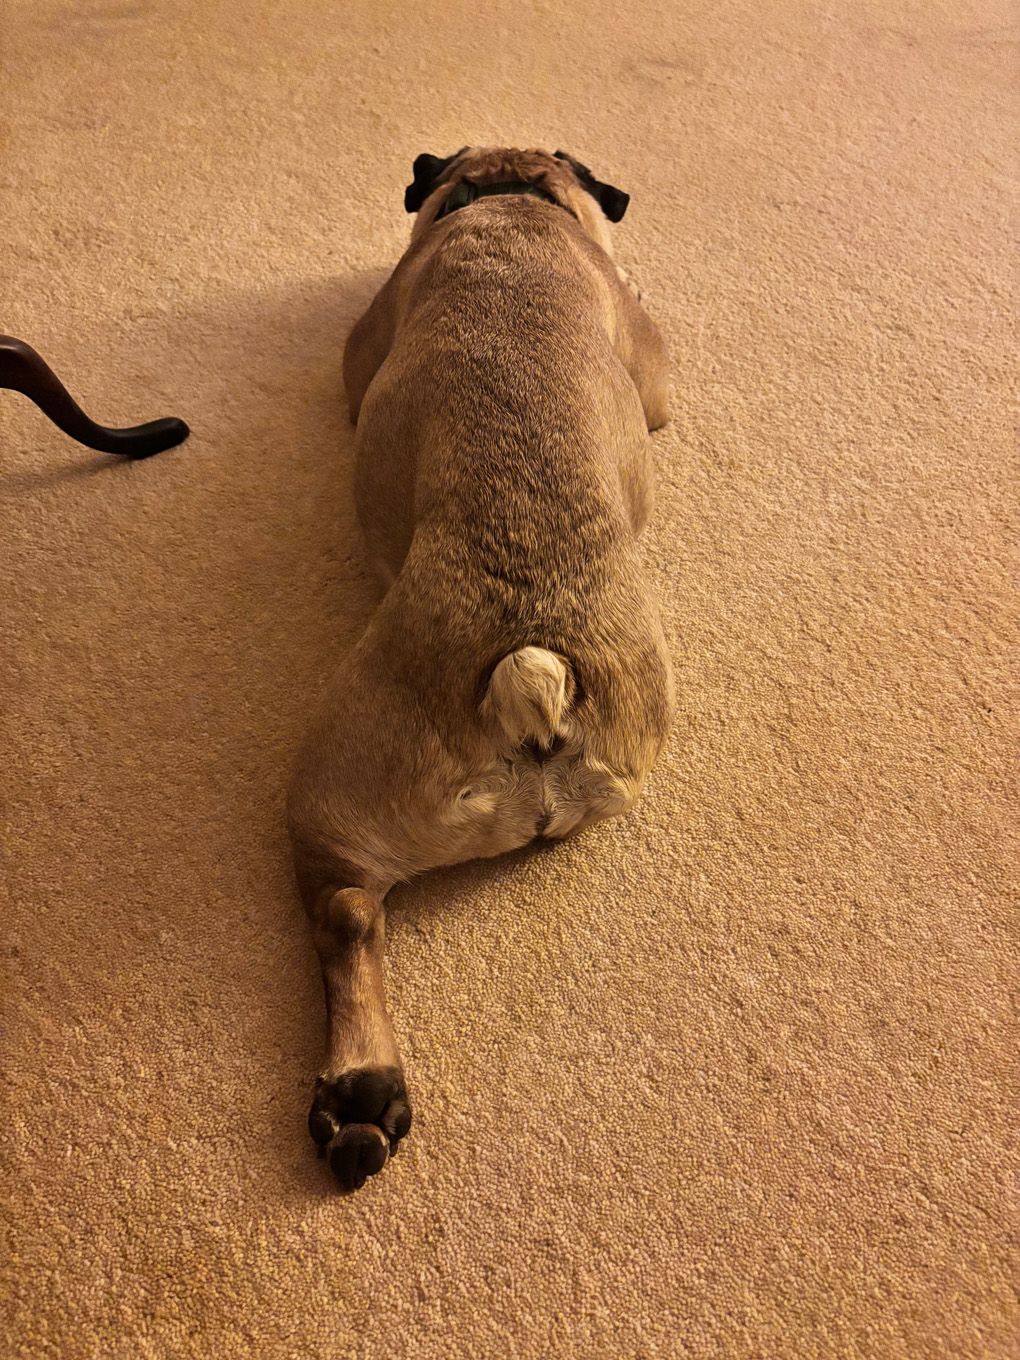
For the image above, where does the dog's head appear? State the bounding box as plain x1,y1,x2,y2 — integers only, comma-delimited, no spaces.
403,145,630,253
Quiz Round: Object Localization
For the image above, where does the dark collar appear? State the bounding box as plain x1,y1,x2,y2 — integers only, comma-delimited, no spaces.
434,179,569,221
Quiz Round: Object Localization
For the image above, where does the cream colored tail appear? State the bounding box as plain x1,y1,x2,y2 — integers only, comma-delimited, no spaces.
481,647,574,748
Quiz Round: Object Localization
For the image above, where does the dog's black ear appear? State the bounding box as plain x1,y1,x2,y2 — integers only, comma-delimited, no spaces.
553,150,630,222
593,181,630,223
404,148,468,213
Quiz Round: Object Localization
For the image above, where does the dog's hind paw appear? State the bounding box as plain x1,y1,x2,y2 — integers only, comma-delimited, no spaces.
308,1065,412,1191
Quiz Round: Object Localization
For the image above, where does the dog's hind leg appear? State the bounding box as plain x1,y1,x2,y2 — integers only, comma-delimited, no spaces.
306,887,412,1191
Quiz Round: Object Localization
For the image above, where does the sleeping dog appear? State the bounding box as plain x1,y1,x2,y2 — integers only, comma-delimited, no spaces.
287,146,672,1190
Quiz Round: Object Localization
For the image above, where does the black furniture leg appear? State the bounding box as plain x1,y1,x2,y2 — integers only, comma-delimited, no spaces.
0,335,189,459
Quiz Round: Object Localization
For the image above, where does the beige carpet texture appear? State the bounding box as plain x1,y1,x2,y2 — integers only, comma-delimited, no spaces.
1,0,1017,1356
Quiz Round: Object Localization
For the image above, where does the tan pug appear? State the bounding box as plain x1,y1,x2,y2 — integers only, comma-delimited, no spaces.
287,146,672,1190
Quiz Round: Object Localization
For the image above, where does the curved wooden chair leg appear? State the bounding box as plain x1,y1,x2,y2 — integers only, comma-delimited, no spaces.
0,335,190,459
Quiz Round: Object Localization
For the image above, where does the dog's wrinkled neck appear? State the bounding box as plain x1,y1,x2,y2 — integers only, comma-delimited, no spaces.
434,179,575,222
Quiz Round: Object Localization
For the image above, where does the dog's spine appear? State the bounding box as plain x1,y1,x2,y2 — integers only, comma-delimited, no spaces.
482,647,573,748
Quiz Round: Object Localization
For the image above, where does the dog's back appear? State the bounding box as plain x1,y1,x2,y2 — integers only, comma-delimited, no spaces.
355,196,653,591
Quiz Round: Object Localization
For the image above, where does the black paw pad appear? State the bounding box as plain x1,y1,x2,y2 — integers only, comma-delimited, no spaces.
308,1108,340,1146
308,1065,413,1189
329,1124,390,1191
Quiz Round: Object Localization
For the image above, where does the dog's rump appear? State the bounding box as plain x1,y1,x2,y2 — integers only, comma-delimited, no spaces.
482,644,665,840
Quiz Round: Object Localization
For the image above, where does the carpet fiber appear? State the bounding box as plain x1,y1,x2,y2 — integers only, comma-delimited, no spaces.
1,1,1016,1356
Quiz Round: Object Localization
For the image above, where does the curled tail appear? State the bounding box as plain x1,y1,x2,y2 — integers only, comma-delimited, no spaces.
481,646,574,748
